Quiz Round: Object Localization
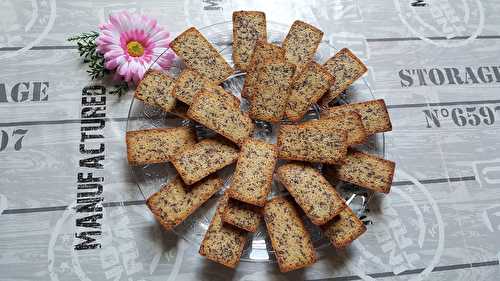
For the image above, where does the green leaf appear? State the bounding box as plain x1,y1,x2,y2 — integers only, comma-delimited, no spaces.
68,31,131,91
68,31,108,80
109,82,129,96
67,31,99,42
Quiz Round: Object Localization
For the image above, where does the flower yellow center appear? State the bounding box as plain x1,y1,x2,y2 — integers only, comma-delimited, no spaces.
126,41,144,57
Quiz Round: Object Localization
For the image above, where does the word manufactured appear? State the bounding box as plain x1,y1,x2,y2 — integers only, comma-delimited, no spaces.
74,85,106,250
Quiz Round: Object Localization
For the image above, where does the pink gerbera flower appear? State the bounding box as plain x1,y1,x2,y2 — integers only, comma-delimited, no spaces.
96,11,175,84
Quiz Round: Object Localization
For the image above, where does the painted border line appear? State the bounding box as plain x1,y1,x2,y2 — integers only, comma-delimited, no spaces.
0,117,133,127
366,35,500,42
1,200,146,215
0,176,474,215
387,99,500,109
310,259,499,281
1,34,500,52
392,175,475,186
0,45,78,51
1,100,499,128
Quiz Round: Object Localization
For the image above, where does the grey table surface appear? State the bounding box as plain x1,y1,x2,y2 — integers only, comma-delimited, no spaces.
1,0,500,280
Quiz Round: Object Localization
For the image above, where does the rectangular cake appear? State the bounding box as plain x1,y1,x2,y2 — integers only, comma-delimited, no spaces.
263,197,316,272
277,163,346,225
146,176,223,230
277,123,347,164
171,139,239,185
241,41,285,99
221,198,261,232
232,11,267,71
199,195,247,268
202,82,241,108
327,149,395,193
170,68,208,105
226,139,277,207
282,20,323,71
249,60,296,122
187,89,254,145
304,111,367,146
320,48,368,106
134,70,177,112
320,206,366,248
285,62,335,122
170,27,233,84
321,99,392,136
126,127,196,165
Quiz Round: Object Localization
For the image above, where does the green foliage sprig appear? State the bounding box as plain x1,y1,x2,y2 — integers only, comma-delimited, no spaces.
68,31,129,96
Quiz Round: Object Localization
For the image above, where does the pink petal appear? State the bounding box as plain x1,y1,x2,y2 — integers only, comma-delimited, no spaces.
165,52,176,60
150,30,170,43
98,35,119,45
131,61,147,83
97,41,123,54
152,39,170,48
130,59,140,71
152,47,167,54
104,54,126,70
104,60,117,70
104,48,124,60
136,64,147,81
133,29,147,43
155,55,173,70
117,61,130,76
145,18,157,33
119,33,129,50
109,14,124,33
101,30,120,42
138,54,151,64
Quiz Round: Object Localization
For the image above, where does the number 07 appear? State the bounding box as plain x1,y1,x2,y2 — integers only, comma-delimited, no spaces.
0,129,28,152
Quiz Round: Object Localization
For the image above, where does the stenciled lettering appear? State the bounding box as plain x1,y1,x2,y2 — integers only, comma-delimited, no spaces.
423,105,498,128
75,85,106,250
0,81,49,102
399,66,500,88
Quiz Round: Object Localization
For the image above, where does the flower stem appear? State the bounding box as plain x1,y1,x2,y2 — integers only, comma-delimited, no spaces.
108,82,130,97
